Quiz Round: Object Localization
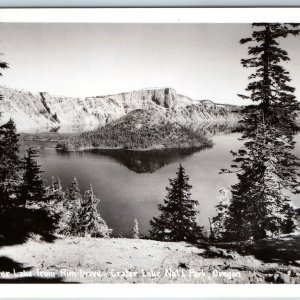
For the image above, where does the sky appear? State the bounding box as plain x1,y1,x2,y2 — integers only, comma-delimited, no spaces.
0,23,300,105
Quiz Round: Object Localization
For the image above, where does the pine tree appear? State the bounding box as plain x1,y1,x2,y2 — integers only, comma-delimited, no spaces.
77,185,111,237
0,119,25,243
65,177,81,210
46,177,66,234
150,164,203,242
0,56,55,243
132,218,140,239
223,23,300,241
65,177,82,236
0,119,22,205
0,57,18,204
210,189,231,241
18,147,57,237
20,147,46,207
0,54,8,100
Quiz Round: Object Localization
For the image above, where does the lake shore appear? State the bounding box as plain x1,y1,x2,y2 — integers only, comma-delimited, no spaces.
55,143,213,153
0,235,300,283
20,140,212,153
20,133,213,152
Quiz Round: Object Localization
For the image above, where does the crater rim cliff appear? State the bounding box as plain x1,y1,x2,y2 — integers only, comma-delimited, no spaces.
0,85,241,133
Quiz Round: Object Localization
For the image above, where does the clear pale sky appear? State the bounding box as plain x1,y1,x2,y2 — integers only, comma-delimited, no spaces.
0,23,300,105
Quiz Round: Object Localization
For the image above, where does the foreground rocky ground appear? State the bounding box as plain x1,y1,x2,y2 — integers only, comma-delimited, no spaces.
0,235,300,283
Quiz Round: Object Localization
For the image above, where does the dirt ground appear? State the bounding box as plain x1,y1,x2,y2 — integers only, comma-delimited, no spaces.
0,235,300,283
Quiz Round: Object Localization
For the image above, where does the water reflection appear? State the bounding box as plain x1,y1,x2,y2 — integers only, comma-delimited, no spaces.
196,121,239,137
55,146,212,173
88,146,213,173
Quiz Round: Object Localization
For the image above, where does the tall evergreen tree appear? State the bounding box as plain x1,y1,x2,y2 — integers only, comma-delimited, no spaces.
65,177,81,210
0,119,26,244
78,185,111,237
46,177,66,234
18,147,58,237
65,177,82,235
150,164,203,242
0,119,22,205
20,147,46,207
0,55,16,203
0,54,8,101
210,189,230,241
223,23,300,241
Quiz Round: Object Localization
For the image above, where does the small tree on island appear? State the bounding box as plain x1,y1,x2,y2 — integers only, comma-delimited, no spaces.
132,218,140,239
78,185,112,238
150,164,203,243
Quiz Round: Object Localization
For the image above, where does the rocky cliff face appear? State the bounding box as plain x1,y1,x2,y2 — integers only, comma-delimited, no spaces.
0,86,241,132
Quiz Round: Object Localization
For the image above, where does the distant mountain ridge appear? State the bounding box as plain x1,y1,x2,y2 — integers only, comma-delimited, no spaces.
0,86,241,132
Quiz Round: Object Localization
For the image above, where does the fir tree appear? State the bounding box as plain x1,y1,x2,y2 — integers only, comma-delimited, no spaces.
132,218,140,239
0,56,55,243
65,177,82,236
78,185,111,237
20,147,46,207
210,189,230,241
0,119,22,205
150,164,203,242
0,119,25,243
18,147,58,237
223,23,300,241
46,177,66,234
0,56,17,204
0,54,8,100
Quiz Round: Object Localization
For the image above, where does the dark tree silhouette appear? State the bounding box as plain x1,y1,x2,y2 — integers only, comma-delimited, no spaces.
0,54,8,100
17,147,58,238
223,23,300,241
150,164,203,242
0,135,59,243
0,119,26,244
0,119,22,205
20,147,46,207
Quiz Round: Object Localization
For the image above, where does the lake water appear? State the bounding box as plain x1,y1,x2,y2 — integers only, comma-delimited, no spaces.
21,133,300,238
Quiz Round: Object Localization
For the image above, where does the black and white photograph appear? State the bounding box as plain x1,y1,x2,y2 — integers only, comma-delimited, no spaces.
0,8,300,285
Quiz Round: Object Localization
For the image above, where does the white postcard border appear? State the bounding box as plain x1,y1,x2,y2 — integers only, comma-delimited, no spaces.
0,7,300,298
